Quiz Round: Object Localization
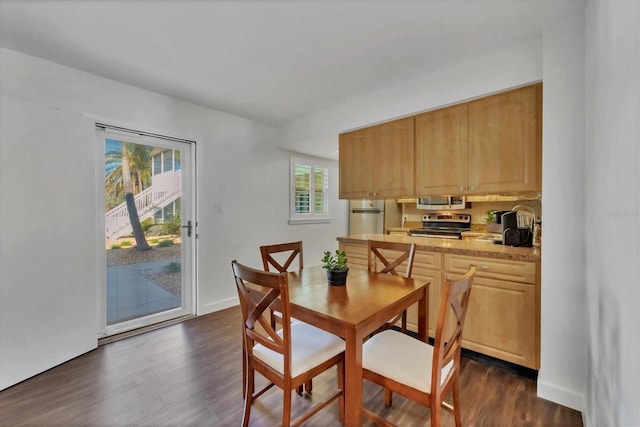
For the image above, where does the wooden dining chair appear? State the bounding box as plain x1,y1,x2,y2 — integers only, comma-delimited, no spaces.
232,260,345,427
361,265,476,427
260,240,303,273
260,240,303,328
259,241,312,394
367,240,416,333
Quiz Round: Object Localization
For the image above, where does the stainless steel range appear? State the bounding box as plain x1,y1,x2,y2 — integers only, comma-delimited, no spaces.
409,213,471,240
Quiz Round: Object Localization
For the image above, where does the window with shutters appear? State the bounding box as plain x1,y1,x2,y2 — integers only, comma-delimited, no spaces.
289,157,331,224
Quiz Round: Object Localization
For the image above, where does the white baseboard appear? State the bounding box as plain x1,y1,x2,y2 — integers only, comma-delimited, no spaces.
200,296,238,315
537,379,586,413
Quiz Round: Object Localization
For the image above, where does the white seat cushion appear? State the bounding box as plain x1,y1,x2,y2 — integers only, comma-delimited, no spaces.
362,330,453,392
253,322,345,378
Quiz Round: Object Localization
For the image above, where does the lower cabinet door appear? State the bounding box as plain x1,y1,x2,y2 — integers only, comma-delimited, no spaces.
406,269,441,337
339,243,369,271
461,276,538,369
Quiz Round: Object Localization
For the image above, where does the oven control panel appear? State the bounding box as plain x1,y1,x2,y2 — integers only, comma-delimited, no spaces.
422,213,471,224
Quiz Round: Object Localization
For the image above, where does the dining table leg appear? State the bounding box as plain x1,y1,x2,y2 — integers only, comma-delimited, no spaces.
417,286,429,342
343,326,364,426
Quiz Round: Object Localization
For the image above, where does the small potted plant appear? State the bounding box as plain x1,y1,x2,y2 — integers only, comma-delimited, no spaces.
321,249,349,286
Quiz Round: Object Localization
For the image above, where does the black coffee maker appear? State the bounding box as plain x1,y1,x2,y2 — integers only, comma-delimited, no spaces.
501,211,533,247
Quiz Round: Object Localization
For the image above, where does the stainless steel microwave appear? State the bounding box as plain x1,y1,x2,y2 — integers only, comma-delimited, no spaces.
416,196,467,210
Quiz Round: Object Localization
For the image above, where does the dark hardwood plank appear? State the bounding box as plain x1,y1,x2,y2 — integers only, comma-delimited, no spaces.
0,307,583,426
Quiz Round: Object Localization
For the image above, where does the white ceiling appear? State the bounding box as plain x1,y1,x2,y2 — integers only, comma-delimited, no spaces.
0,1,557,126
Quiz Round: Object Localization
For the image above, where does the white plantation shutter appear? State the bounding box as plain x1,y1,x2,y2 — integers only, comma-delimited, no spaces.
290,157,331,224
295,163,311,213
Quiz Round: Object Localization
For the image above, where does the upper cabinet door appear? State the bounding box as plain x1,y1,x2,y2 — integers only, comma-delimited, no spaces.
371,117,414,198
339,127,374,199
467,83,542,194
414,103,468,195
339,117,414,199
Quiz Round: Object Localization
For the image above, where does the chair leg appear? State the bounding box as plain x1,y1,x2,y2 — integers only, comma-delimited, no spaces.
452,374,462,427
242,342,246,396
242,366,254,427
401,311,407,333
338,360,345,424
431,395,442,427
295,381,312,396
282,386,292,426
384,388,393,407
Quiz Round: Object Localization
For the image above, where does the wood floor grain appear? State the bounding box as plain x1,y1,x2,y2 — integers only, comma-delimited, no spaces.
0,307,583,426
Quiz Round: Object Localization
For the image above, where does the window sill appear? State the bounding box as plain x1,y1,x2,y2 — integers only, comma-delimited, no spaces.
288,217,332,225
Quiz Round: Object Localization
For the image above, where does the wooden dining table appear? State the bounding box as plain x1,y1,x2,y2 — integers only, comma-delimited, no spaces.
286,265,430,426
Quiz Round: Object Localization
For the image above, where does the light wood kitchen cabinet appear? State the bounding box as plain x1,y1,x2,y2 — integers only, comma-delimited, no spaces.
338,236,540,369
339,83,541,199
339,242,369,271
339,117,414,199
444,253,540,369
414,83,541,196
467,83,542,194
338,127,373,199
414,103,469,195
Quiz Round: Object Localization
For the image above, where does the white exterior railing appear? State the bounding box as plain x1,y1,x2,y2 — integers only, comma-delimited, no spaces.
105,169,181,242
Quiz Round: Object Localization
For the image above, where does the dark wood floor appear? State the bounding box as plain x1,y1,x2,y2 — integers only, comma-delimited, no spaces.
0,307,583,426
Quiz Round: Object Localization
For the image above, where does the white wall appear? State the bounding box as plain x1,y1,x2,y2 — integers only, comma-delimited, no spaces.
0,48,348,390
538,3,587,412
0,94,99,392
585,1,640,425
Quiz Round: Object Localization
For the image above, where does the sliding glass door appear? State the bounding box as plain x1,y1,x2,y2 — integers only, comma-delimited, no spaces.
97,127,195,336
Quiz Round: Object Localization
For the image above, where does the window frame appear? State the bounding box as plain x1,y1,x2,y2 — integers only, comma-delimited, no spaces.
289,157,332,224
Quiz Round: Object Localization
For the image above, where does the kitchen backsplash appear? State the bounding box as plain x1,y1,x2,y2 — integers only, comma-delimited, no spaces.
401,200,541,227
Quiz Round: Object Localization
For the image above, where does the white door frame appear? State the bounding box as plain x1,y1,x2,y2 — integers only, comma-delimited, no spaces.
96,125,197,337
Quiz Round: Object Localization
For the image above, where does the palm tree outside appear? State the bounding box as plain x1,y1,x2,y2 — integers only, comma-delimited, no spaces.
105,139,151,250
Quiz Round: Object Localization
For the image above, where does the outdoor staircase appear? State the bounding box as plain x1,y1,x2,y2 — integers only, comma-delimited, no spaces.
106,169,181,242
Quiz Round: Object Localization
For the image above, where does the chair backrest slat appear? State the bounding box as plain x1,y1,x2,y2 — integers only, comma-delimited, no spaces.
232,260,292,370
260,241,303,273
431,265,476,394
368,240,416,278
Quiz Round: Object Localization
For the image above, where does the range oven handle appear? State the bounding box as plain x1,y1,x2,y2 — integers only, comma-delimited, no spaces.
409,233,461,239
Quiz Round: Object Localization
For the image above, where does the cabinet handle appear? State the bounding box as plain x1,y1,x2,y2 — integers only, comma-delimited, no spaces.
459,185,464,192
480,265,489,271
469,185,476,192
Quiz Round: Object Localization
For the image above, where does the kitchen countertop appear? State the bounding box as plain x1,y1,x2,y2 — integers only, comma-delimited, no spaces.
338,233,540,262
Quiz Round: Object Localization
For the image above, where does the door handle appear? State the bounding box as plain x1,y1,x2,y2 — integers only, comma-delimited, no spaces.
182,220,192,237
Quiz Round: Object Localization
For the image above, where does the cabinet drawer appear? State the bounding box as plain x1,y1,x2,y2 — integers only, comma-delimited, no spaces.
414,250,442,271
444,254,536,284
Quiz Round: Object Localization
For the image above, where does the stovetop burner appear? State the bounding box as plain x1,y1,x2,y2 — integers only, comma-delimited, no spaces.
409,213,471,239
